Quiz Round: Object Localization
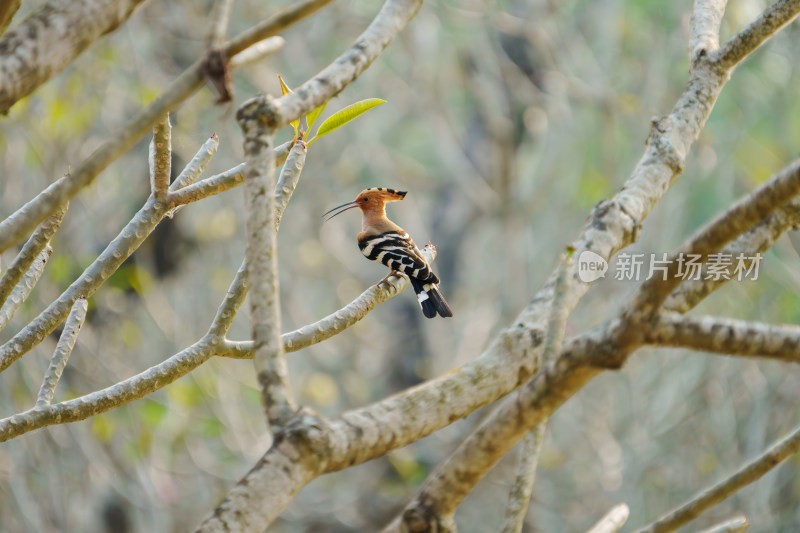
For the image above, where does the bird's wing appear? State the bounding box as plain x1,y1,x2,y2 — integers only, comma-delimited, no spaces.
359,231,436,282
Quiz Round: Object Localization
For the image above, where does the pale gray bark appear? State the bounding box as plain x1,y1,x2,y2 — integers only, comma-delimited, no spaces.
0,0,151,114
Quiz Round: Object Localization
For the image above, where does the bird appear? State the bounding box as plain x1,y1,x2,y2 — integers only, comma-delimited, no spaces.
323,187,453,318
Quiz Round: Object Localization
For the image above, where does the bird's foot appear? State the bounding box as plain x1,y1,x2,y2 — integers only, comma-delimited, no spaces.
377,271,401,289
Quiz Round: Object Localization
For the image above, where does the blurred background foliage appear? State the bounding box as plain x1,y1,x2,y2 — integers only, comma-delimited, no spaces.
1,0,800,531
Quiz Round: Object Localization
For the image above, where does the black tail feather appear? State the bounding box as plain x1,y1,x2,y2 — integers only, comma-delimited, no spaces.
409,278,453,318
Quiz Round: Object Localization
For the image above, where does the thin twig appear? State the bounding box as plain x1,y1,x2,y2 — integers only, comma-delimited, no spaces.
694,516,748,533
0,205,66,309
501,252,572,533
632,419,800,533
274,140,308,230
169,134,219,192
712,0,800,69
0,246,52,333
585,504,630,533
230,37,286,69
0,0,324,255
208,0,235,48
628,157,800,315
35,298,88,407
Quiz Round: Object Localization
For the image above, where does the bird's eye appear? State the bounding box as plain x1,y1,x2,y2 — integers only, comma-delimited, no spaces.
363,198,369,202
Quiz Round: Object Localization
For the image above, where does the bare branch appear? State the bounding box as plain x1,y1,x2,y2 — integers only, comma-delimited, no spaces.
665,196,800,312
0,0,21,37
0,1,316,255
712,0,800,70
149,114,172,204
629,157,800,315
647,313,800,363
35,298,88,407
208,0,234,48
168,142,293,209
695,516,748,533
274,140,308,230
501,253,572,533
225,0,335,57
0,134,227,372
170,134,220,192
229,37,286,69
238,100,296,428
0,255,250,442
207,260,248,338
633,419,800,533
0,246,52,333
689,0,728,61
0,206,66,309
585,504,631,533
0,0,149,114
238,0,424,131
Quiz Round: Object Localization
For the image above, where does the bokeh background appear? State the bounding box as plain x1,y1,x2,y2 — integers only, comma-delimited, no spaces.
2,0,800,531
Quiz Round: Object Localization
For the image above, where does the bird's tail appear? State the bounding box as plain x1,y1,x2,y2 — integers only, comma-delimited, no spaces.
410,278,454,318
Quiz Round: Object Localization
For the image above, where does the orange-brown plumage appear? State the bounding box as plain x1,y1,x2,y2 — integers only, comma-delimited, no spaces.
323,188,453,318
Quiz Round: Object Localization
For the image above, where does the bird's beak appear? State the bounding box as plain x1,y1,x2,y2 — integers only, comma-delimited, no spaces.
322,200,359,222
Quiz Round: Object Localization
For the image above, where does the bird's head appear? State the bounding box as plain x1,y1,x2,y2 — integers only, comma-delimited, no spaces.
323,187,407,221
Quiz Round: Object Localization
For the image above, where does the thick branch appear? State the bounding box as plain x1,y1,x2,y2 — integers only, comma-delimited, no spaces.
0,0,150,114
647,313,800,363
238,99,296,428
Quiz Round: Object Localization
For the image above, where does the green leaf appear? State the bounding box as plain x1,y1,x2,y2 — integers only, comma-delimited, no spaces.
278,75,300,137
306,100,329,131
308,98,386,145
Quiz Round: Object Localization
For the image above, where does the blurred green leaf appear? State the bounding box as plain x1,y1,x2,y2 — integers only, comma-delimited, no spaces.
305,100,329,131
140,400,168,427
308,98,386,145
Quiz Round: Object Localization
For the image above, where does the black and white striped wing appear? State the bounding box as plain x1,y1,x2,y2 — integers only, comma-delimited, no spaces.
358,231,436,282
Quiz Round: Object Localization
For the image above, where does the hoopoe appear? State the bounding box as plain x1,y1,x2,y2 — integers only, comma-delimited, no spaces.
323,187,453,318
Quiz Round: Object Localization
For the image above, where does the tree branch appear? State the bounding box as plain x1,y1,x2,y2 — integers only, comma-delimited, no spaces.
0,205,66,309
647,313,800,363
0,246,52,333
501,253,572,533
695,516,749,533
0,0,21,37
689,0,727,62
238,100,296,429
0,0,323,255
628,157,800,315
149,114,172,204
274,140,308,230
632,419,800,533
585,504,630,533
35,298,88,407
0,0,150,114
712,0,800,69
